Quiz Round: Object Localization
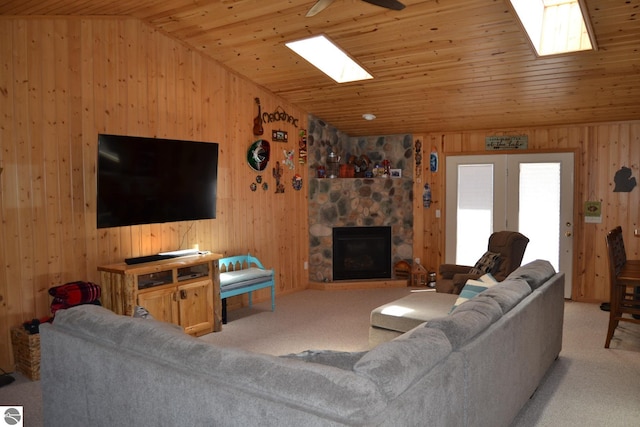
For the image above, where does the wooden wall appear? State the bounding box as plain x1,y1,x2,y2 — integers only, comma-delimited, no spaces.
1,15,639,373
0,17,309,371
415,124,640,303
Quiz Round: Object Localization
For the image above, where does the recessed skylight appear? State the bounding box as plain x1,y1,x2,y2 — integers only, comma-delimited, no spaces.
509,0,596,56
285,35,373,83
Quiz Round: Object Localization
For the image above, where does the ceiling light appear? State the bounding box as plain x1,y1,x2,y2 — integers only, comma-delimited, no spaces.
362,113,376,121
509,0,596,56
285,35,373,83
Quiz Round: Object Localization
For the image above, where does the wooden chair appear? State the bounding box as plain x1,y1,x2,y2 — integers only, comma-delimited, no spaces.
604,226,640,348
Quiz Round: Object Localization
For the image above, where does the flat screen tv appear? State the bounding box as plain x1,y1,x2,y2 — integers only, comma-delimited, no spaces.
97,134,219,229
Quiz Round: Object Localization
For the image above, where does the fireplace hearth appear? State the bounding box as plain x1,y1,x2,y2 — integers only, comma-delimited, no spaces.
333,226,392,280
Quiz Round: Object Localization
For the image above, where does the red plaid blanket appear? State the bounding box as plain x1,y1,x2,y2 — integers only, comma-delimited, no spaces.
49,281,101,314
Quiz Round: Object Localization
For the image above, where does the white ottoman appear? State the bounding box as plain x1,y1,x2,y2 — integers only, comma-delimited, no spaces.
369,290,457,348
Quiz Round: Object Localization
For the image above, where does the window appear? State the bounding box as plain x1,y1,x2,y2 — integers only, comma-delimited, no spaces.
285,35,373,83
509,0,596,56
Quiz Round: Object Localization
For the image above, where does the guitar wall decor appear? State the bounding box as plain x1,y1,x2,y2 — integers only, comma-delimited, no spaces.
253,97,264,136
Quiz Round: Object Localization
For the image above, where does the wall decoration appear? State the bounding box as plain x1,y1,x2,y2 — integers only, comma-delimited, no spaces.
298,130,307,164
430,148,438,172
253,97,264,136
390,169,402,178
485,135,528,150
415,139,422,178
283,150,295,170
613,166,637,192
423,183,432,208
272,130,288,142
251,175,264,191
247,139,270,171
262,106,299,127
292,174,303,191
584,201,602,223
273,161,284,193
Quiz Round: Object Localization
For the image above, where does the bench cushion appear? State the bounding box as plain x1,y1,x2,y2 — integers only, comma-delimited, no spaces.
220,267,272,290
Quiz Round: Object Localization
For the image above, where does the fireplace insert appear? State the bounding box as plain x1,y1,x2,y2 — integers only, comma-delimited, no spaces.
332,226,392,280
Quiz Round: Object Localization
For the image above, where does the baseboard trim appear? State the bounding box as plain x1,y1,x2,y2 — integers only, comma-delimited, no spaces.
308,279,408,290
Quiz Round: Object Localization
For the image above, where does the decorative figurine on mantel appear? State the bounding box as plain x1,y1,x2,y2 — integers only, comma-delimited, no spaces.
327,150,340,178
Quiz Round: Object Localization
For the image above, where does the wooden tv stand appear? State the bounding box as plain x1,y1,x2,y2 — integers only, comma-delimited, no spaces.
98,253,223,335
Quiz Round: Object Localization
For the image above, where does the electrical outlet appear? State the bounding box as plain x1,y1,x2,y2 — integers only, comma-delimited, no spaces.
634,229,639,237
304,261,308,270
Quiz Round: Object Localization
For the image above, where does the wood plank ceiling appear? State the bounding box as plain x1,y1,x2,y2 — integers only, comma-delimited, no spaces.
2,0,639,136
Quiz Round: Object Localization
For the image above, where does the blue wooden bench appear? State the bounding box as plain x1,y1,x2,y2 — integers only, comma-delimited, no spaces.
218,253,275,323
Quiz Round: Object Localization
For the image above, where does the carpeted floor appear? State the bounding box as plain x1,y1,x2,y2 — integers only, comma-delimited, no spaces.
1,288,639,426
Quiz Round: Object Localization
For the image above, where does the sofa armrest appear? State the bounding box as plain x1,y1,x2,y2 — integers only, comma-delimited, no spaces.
438,264,473,279
451,272,483,294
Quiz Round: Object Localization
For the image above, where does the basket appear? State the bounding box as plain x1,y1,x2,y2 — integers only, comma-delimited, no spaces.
10,327,41,380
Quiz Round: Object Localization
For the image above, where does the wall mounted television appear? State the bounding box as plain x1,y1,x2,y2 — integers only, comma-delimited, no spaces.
97,134,219,229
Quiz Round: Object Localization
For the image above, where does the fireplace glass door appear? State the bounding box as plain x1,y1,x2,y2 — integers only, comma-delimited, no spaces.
332,226,392,280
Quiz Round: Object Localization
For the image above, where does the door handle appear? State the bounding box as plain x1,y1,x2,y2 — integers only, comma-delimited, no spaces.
180,289,187,299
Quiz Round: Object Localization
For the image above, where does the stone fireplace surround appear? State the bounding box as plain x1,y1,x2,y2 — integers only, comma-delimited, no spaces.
307,115,414,282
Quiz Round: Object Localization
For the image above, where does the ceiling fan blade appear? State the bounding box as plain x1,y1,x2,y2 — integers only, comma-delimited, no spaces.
306,0,336,17
361,0,406,11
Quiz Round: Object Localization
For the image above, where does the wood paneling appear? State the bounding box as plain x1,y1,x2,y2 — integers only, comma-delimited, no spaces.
1,1,639,136
1,13,638,373
0,17,309,371
417,123,640,304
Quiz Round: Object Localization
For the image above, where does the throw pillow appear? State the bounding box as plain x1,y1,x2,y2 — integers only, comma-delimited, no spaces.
133,305,154,319
450,273,498,312
469,251,501,275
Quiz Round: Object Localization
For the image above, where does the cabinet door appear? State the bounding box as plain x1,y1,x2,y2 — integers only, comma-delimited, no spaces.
137,287,179,325
177,279,214,336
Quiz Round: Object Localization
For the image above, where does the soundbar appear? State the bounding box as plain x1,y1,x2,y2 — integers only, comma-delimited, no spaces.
124,248,202,265
124,254,178,265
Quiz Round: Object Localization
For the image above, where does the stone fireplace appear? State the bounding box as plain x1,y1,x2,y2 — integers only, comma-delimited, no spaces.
307,115,414,282
333,226,392,280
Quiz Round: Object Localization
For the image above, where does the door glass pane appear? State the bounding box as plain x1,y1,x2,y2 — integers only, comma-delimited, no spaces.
457,164,493,265
518,162,561,270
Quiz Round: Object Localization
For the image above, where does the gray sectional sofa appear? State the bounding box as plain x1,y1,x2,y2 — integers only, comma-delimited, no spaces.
40,260,564,427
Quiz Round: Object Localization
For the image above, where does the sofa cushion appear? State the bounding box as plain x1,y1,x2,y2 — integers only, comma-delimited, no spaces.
354,326,452,400
281,350,367,371
53,305,385,420
219,267,272,290
480,278,531,314
451,273,498,311
506,259,556,290
427,296,502,349
469,251,501,275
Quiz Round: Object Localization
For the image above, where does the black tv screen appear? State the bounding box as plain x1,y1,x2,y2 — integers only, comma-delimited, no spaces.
97,134,219,228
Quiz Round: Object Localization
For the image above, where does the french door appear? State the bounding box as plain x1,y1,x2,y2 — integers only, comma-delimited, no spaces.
445,153,574,298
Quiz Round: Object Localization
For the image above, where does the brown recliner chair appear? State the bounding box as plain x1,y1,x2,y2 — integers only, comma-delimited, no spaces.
435,230,530,294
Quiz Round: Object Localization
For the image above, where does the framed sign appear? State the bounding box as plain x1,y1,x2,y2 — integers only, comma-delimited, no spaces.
272,130,288,142
584,201,602,223
485,135,528,150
